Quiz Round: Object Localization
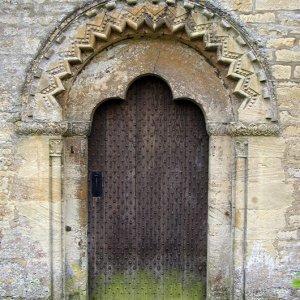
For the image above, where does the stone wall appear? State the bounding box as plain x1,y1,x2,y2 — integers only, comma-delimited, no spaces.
218,0,300,298
0,0,299,299
0,1,83,298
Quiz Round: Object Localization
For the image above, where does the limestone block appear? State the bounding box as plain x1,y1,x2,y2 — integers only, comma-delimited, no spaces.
277,11,300,27
276,83,300,109
246,242,278,291
288,214,300,226
294,66,300,78
253,238,278,254
267,38,295,48
271,65,291,79
256,0,300,10
247,209,286,240
277,229,298,240
248,155,293,210
207,224,232,287
276,49,300,62
282,126,300,137
286,141,300,160
0,175,9,199
279,111,300,126
240,13,275,23
232,0,253,11
232,240,244,269
287,167,300,178
16,137,49,177
15,200,50,253
208,136,232,212
14,137,50,203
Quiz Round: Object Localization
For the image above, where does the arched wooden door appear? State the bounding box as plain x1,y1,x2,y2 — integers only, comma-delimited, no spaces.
88,76,208,299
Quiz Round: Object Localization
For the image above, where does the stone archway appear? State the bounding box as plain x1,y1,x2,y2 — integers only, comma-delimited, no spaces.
15,1,280,299
18,0,278,130
62,37,233,299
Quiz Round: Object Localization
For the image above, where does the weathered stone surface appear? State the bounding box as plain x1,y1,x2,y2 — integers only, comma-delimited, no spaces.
294,66,300,78
277,11,300,27
271,65,291,79
267,38,295,48
240,13,275,23
218,0,253,12
276,49,300,62
0,0,299,299
277,83,300,109
68,39,232,123
24,0,273,125
256,0,300,10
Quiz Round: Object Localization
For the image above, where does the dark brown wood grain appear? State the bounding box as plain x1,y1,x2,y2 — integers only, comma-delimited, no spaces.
88,76,208,299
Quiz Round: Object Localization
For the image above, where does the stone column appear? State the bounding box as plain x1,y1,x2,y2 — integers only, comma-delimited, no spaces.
49,138,64,299
63,124,90,298
231,139,248,299
207,135,233,299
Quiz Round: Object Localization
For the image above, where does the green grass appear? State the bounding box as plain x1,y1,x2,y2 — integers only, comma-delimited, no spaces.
290,272,300,288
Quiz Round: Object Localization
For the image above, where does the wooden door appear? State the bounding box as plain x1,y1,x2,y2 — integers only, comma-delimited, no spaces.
88,76,208,299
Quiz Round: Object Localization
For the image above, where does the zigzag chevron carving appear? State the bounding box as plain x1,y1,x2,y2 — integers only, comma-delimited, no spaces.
30,0,275,122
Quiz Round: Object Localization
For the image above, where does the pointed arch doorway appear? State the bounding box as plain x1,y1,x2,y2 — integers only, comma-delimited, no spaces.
88,76,209,299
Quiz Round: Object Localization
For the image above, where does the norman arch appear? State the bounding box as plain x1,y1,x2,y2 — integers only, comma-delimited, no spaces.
16,1,280,299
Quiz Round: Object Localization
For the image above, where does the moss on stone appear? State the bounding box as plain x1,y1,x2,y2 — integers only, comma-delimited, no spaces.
89,270,205,299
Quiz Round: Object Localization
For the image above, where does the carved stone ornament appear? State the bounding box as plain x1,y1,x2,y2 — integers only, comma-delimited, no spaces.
20,0,279,135
15,121,69,136
235,139,248,158
16,121,279,136
230,122,280,136
66,122,91,136
16,121,91,136
207,122,280,136
49,139,63,156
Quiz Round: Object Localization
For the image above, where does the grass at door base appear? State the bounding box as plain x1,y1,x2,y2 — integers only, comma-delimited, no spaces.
90,270,206,300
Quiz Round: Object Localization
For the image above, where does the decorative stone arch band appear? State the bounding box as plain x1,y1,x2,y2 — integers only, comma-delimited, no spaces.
17,0,279,136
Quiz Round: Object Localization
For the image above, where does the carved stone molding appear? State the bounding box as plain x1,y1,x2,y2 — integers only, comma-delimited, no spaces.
65,122,91,137
49,139,63,156
206,123,231,136
15,121,69,136
23,0,277,124
207,122,280,136
16,121,91,136
230,122,280,136
234,139,248,158
16,121,279,136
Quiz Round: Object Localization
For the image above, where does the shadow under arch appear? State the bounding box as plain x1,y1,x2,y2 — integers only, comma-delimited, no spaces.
90,73,210,130
126,74,208,123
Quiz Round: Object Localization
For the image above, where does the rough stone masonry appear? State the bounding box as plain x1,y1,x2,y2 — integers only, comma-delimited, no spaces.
0,0,299,299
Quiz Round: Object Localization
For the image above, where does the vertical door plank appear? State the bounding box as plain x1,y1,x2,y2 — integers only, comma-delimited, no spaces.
88,76,208,300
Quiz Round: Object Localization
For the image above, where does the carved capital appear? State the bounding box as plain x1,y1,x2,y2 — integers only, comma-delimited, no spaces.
49,139,63,157
235,139,248,158
16,121,279,137
15,121,68,136
65,122,91,136
230,122,280,136
207,122,280,136
15,121,92,136
206,123,231,136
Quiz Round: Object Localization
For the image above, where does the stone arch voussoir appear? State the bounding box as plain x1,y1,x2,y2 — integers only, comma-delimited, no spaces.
18,0,279,136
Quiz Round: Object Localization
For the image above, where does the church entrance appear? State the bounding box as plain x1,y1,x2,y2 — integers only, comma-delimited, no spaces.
88,76,209,299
